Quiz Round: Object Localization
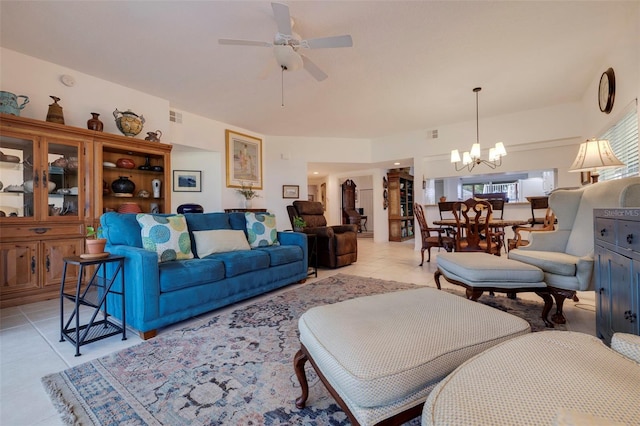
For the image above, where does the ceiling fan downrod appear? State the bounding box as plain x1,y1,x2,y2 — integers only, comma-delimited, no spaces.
281,66,285,107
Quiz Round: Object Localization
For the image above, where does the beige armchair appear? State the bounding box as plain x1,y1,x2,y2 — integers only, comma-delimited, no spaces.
509,177,640,323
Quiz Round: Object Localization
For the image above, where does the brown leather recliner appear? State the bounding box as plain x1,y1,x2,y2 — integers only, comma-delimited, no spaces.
288,201,358,268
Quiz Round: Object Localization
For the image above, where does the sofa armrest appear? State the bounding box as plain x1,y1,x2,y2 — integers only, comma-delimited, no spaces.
304,226,335,239
612,333,640,363
330,224,358,234
277,231,309,270
105,245,161,329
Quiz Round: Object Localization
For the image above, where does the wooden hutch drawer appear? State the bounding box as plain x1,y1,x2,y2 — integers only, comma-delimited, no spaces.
0,224,84,239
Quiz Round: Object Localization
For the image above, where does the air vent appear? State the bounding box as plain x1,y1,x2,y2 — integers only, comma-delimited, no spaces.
427,129,438,139
169,110,183,123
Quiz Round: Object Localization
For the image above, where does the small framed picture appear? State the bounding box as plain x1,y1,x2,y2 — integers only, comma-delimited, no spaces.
173,170,202,192
282,185,299,199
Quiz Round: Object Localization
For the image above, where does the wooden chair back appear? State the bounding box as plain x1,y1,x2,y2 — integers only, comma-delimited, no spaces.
452,198,497,254
438,201,458,220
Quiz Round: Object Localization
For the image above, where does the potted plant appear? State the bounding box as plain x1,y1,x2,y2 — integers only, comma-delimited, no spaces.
85,225,107,254
236,182,260,208
293,216,306,232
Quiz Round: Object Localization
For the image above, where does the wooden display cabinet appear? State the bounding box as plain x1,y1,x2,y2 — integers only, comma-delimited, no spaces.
387,170,414,241
93,135,172,216
0,115,88,307
0,114,172,307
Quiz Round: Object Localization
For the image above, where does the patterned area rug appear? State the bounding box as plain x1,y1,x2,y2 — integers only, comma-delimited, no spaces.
42,274,562,425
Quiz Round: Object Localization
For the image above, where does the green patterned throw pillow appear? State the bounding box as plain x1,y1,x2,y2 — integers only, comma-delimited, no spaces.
245,212,279,248
136,214,194,262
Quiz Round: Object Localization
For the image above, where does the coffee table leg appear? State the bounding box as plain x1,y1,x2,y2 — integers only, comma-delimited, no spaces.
294,349,309,409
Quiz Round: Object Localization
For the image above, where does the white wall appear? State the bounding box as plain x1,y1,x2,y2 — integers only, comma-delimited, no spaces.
2,8,638,240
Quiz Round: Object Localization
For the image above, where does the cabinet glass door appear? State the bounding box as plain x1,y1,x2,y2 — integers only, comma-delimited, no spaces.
46,141,81,219
0,134,37,219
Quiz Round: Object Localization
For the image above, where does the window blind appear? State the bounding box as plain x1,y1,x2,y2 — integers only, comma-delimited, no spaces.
599,106,639,181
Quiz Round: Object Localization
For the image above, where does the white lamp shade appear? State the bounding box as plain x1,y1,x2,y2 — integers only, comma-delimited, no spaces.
489,147,497,161
470,143,481,159
569,139,625,172
451,149,461,163
462,151,472,165
494,142,507,157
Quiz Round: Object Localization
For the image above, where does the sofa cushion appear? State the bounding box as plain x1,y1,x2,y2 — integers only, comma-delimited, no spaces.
158,258,225,292
184,212,233,256
101,212,144,248
508,249,578,276
192,229,250,257
205,249,270,277
136,214,194,262
254,244,304,266
245,212,279,247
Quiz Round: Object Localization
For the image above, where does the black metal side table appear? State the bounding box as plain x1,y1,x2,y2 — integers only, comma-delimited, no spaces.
306,233,318,278
60,254,126,356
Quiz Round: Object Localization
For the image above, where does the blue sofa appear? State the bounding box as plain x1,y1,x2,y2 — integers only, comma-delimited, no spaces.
100,212,308,339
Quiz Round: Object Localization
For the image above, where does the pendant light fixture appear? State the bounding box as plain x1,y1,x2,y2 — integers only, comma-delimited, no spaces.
451,87,507,172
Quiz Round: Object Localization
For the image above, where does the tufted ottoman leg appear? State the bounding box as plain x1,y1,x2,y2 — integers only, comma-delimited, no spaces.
293,349,309,409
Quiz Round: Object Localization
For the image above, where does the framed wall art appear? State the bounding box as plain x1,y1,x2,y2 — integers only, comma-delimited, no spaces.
173,170,202,192
225,129,263,189
282,185,299,199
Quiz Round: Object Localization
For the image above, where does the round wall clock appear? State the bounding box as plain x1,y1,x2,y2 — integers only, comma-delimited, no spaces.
598,67,615,114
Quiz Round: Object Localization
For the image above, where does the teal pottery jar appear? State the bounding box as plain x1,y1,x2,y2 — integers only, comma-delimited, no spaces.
0,91,29,116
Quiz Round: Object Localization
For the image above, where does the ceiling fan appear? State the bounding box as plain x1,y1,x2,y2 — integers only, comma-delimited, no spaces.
219,2,353,82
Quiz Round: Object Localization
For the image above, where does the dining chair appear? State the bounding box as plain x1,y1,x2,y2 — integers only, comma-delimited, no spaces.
526,196,550,227
452,198,501,255
414,203,455,265
508,208,556,251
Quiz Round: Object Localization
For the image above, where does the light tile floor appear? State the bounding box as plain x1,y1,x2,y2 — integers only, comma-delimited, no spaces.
0,239,596,425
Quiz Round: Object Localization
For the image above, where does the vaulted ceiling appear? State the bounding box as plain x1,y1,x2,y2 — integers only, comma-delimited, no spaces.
1,1,637,140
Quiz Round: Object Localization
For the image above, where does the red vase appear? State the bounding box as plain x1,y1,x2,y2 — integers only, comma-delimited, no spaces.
87,112,104,131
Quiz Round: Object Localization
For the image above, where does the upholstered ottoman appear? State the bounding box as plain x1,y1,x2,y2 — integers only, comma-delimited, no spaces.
434,252,554,327
422,331,640,425
293,287,531,425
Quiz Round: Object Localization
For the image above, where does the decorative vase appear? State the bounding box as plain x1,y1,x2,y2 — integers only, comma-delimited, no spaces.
149,202,160,214
151,179,161,198
113,109,145,137
111,176,135,194
46,96,65,124
0,91,29,116
177,204,204,214
87,112,104,131
244,198,253,209
138,156,151,171
144,130,162,142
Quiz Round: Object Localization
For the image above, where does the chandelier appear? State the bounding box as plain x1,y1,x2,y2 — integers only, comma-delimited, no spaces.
451,87,507,172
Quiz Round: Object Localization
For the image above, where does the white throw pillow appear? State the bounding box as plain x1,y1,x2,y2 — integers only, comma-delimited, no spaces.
245,212,279,248
192,229,250,257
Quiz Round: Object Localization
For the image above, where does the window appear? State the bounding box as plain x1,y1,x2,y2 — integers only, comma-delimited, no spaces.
599,107,639,181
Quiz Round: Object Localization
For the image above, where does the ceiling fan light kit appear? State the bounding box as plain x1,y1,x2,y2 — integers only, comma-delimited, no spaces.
218,2,353,84
451,87,507,172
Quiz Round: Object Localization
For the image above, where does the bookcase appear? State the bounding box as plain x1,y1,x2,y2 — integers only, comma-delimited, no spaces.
387,170,414,241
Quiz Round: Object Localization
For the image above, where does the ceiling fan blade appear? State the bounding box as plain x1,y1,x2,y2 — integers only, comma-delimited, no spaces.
271,2,292,35
301,55,328,82
219,39,273,47
303,35,353,49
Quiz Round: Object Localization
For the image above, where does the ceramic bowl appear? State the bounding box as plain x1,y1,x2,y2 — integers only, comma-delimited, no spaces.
103,161,116,168
117,202,142,214
116,158,135,169
23,180,56,193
